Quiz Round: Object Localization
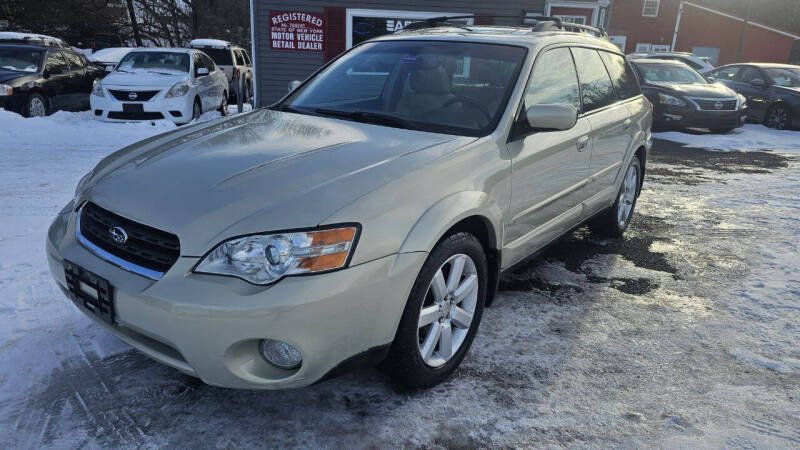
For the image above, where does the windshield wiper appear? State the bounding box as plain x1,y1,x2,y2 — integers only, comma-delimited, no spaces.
115,68,132,73
147,70,174,75
310,108,421,131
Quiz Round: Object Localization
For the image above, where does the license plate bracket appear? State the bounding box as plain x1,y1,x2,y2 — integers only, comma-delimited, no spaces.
123,103,144,112
64,260,115,324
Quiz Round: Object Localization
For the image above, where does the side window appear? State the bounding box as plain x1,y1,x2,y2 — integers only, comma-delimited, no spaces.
713,66,741,81
63,52,84,69
599,51,641,99
243,50,251,65
737,67,763,83
524,47,581,111
234,50,245,66
45,52,69,75
571,47,617,112
203,54,216,72
193,52,203,75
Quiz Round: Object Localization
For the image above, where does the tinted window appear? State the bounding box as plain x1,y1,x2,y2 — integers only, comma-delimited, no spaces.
234,50,245,66
0,47,43,72
737,67,763,83
199,48,232,65
45,52,69,75
201,53,215,72
118,51,190,73
571,47,617,112
63,51,84,69
713,66,741,81
634,63,706,83
525,47,580,110
600,52,641,99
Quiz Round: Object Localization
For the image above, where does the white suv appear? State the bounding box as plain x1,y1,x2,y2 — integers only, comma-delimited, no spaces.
189,39,253,103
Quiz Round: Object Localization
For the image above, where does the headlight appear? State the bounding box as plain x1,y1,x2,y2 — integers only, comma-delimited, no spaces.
193,226,360,285
165,82,189,98
0,84,12,96
737,94,747,109
91,80,104,97
658,93,686,107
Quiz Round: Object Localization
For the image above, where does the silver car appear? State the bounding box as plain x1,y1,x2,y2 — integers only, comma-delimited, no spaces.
47,22,652,389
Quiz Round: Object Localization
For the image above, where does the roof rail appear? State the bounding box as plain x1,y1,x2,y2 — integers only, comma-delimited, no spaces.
399,15,608,40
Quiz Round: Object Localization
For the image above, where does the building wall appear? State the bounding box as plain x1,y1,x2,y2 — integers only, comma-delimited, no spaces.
251,0,548,106
608,0,682,53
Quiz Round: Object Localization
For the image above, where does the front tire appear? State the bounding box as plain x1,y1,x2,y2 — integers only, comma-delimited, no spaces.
765,103,791,130
588,157,642,237
381,232,487,388
191,97,202,121
24,93,48,117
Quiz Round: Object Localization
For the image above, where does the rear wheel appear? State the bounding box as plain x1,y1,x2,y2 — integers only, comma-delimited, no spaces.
218,92,228,116
765,103,791,130
24,93,48,117
588,157,642,237
381,232,487,388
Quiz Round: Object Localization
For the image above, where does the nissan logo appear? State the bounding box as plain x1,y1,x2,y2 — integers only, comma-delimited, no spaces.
714,101,723,110
109,226,128,245
128,92,138,100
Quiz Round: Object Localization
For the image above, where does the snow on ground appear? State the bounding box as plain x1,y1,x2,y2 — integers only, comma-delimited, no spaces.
0,117,798,447
654,124,799,152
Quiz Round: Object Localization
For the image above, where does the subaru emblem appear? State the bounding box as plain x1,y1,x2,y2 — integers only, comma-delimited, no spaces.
109,226,128,245
128,91,138,100
714,101,723,110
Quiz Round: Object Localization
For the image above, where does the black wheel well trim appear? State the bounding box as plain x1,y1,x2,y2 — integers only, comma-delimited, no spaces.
634,145,647,196
437,215,501,308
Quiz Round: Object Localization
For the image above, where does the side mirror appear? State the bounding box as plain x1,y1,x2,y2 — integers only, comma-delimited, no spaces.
196,67,209,76
288,80,302,92
750,78,766,88
526,104,578,131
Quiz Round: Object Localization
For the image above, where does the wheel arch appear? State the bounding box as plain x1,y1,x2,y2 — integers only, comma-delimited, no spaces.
634,145,647,195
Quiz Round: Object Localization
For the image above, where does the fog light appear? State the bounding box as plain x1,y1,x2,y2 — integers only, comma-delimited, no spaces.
259,339,302,369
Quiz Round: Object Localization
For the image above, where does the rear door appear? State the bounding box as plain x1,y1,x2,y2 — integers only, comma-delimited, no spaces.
505,46,591,258
571,47,633,199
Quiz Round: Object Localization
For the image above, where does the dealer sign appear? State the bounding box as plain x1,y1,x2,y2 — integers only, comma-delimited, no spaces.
270,11,324,52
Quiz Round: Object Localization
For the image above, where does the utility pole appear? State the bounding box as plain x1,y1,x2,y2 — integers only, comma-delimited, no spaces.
736,0,754,62
125,0,142,46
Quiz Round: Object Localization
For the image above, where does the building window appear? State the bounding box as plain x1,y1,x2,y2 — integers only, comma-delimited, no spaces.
642,0,660,17
635,43,652,53
651,44,670,53
554,15,587,25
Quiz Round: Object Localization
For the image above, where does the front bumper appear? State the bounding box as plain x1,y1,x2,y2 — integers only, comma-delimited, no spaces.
90,90,193,124
654,104,748,129
47,202,424,389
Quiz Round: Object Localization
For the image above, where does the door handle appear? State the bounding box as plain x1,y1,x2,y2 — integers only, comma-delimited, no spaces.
576,136,589,152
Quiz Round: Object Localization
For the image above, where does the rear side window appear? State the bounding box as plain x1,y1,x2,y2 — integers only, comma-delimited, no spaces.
737,67,763,83
234,50,245,66
599,51,641,99
571,47,617,112
525,47,581,111
199,47,233,65
242,50,251,65
45,52,69,75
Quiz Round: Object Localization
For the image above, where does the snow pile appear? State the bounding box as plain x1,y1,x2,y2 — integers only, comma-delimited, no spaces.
654,124,800,153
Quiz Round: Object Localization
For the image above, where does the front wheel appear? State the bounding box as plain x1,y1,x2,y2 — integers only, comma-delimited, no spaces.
24,93,48,117
191,97,202,121
588,157,642,237
765,103,791,130
380,232,487,388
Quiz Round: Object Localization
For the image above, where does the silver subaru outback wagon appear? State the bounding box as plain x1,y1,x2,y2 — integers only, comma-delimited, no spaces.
47,19,652,389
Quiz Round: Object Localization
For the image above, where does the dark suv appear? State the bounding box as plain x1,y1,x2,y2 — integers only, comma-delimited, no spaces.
0,36,104,117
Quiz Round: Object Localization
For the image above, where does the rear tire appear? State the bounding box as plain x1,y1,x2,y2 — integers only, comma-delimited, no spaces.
588,157,642,238
380,232,487,388
24,93,48,117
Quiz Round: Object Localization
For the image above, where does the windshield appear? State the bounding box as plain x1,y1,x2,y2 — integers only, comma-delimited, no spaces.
278,40,527,137
0,47,43,72
117,51,189,73
198,48,232,66
636,63,707,84
765,67,800,87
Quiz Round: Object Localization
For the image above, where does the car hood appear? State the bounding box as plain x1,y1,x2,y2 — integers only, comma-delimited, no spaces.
647,81,737,98
0,69,30,83
102,70,187,88
80,109,473,255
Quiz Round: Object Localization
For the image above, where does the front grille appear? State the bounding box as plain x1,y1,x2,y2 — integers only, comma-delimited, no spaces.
108,111,165,120
109,90,160,102
78,202,180,275
691,98,738,111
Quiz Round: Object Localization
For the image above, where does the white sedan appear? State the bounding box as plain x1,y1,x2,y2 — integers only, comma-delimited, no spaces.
90,48,228,124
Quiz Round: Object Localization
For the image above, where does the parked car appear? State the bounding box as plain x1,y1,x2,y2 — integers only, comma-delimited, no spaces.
47,20,651,390
188,39,252,102
0,31,70,49
628,51,715,74
90,48,228,124
92,33,123,53
708,63,800,130
629,59,747,132
0,37,104,117
88,47,133,73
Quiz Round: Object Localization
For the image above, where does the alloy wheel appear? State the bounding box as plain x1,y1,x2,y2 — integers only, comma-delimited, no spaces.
767,105,789,130
617,164,639,228
28,97,46,117
417,253,479,367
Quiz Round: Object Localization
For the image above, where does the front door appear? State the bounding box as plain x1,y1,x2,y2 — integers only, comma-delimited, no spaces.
42,51,71,111
505,46,590,263
732,66,771,121
61,51,89,109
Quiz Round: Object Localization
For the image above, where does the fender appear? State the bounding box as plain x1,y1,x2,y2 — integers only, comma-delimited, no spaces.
399,190,503,255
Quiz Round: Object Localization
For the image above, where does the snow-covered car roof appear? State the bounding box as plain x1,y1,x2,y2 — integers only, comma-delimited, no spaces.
88,47,133,63
0,31,69,48
188,39,232,49
126,47,194,54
